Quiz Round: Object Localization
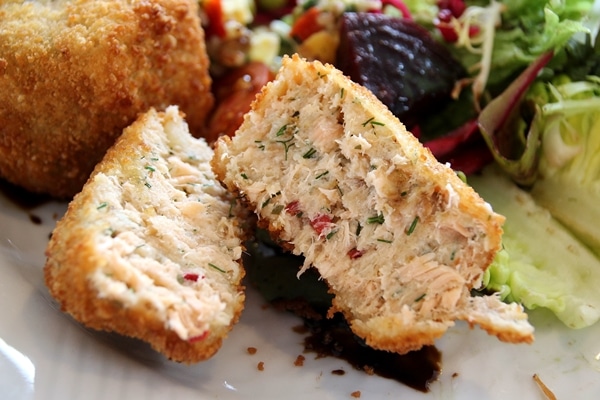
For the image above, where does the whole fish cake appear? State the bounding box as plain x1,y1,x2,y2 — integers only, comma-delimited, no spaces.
0,0,213,198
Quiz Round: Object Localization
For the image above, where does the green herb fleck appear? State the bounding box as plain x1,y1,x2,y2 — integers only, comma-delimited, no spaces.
276,124,288,136
97,202,108,210
145,165,155,172
315,170,329,179
367,213,384,224
377,238,393,243
362,117,385,127
340,88,345,98
261,197,271,208
276,137,294,160
228,200,236,218
272,204,285,215
407,216,419,235
303,148,317,159
356,222,362,237
144,182,152,189
241,173,248,179
255,140,265,150
208,263,226,273
326,230,337,240
414,293,426,302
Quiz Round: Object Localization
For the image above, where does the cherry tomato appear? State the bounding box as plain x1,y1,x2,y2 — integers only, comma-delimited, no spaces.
206,62,275,141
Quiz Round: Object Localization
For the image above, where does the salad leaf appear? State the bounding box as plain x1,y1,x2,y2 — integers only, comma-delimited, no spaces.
529,75,600,257
447,0,593,92
477,51,553,185
470,167,600,329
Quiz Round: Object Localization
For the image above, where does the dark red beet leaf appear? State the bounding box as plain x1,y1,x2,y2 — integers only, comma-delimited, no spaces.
478,51,554,185
335,12,467,129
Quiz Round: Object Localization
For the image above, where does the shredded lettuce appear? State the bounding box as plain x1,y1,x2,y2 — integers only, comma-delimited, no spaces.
529,76,600,256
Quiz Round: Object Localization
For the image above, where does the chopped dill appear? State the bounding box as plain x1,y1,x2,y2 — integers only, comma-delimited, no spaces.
208,263,226,273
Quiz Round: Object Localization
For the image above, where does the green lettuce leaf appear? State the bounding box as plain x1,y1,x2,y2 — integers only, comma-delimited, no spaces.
530,76,600,256
471,166,600,329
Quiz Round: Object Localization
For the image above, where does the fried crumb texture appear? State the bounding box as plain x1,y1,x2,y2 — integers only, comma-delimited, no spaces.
0,0,214,198
294,354,305,366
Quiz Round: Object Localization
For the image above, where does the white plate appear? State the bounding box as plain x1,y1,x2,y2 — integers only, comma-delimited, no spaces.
1,188,599,400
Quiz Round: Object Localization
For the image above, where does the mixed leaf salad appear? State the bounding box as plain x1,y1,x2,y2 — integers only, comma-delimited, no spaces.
199,0,600,329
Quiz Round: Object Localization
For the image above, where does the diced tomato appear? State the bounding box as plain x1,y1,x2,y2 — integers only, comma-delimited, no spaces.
289,7,323,43
203,0,226,38
310,214,334,237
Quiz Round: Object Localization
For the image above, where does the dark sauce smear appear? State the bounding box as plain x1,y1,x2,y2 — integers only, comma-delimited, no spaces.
274,298,441,392
0,178,52,224
245,231,442,393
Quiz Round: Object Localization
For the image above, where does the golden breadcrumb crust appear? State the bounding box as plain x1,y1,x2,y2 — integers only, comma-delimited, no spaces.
0,0,213,198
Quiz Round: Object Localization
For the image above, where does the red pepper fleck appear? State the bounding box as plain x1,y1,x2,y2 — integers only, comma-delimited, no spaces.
436,23,459,42
183,273,201,282
310,214,334,237
348,248,364,259
285,200,302,216
189,331,209,343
